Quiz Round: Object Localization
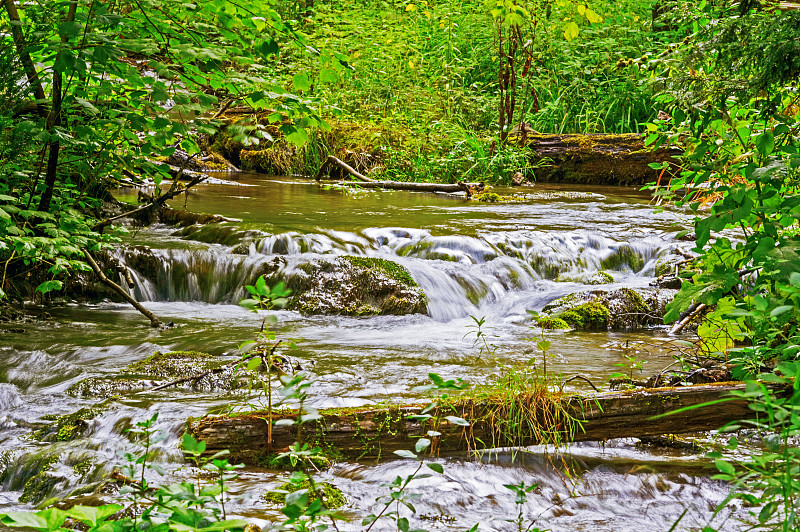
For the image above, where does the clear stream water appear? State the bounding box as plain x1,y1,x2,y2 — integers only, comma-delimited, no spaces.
0,175,750,531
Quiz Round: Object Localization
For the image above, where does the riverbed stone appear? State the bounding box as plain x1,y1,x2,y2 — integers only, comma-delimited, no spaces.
263,255,427,316
67,351,254,398
541,287,677,330
555,270,614,285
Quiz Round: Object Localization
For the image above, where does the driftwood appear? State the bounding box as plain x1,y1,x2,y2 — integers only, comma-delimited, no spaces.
190,382,773,463
81,249,162,328
524,133,680,186
315,156,374,182
315,155,485,195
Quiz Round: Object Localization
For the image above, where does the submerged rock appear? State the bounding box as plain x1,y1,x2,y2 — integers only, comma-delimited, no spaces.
555,270,614,285
263,255,427,317
67,351,251,398
542,287,677,330
32,406,106,442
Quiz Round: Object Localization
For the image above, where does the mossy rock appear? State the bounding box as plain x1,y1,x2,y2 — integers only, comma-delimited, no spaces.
69,351,251,398
473,192,501,203
32,407,105,442
264,480,346,509
559,301,609,330
6,453,63,506
600,246,645,272
533,316,571,330
66,376,155,398
276,256,427,317
555,270,614,285
541,287,675,331
126,351,216,377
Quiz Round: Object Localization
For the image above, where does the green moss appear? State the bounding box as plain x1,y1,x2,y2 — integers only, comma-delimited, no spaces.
534,316,571,330
588,271,614,285
473,192,501,202
542,292,584,313
342,256,417,287
264,480,346,509
32,406,104,442
558,300,609,330
72,459,93,477
18,455,60,505
601,247,645,272
126,351,216,376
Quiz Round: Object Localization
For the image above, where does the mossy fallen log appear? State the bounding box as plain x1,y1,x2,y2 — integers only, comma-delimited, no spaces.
189,382,772,464
525,133,680,186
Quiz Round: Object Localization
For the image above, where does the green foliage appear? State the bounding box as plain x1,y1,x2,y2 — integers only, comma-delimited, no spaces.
0,0,329,299
647,0,800,374
703,363,800,532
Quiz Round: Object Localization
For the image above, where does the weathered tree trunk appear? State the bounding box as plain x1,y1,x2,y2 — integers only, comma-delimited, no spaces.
190,382,772,464
525,133,680,186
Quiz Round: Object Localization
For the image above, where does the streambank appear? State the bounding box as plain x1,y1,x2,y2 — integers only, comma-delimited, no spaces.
208,117,677,187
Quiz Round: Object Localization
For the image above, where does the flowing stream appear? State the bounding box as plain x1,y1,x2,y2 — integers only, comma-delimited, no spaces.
1,175,749,531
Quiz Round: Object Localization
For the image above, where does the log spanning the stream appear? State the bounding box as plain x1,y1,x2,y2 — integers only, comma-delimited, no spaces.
189,382,773,464
315,155,485,194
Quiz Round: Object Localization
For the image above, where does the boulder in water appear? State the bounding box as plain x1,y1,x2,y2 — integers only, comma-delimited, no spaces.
542,287,677,330
67,351,254,398
264,255,427,317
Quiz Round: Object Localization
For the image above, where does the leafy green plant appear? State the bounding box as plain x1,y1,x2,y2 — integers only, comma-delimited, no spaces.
666,362,800,532
0,0,333,301
645,0,800,378
503,480,547,532
237,275,295,452
464,315,499,361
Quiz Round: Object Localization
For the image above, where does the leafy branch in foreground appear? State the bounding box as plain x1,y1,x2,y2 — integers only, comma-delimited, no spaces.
0,0,342,302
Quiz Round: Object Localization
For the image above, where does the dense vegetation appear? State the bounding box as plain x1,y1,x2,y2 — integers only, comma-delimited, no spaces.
2,0,800,529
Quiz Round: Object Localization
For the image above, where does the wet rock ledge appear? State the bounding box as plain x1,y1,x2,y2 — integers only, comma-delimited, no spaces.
260,255,428,317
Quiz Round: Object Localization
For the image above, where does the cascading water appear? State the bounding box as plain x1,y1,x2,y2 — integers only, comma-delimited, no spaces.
0,176,749,530
117,225,670,322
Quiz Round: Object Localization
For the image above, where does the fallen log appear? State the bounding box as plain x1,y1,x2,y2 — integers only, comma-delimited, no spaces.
315,155,484,195
315,155,374,182
189,381,775,464
333,179,484,194
525,133,680,186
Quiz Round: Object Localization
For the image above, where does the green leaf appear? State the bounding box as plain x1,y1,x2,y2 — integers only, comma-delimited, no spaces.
770,305,794,318
415,438,431,453
755,131,774,156
445,415,470,426
426,462,444,474
35,280,63,295
563,21,580,41
714,458,735,476
394,449,417,459
292,73,312,92
246,357,261,371
66,505,124,527
536,340,551,351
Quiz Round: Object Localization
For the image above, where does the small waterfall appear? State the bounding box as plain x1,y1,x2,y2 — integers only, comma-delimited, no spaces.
116,228,673,318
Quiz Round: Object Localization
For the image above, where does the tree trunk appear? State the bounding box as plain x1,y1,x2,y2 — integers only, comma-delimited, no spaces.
189,381,776,464
37,1,77,214
3,0,47,106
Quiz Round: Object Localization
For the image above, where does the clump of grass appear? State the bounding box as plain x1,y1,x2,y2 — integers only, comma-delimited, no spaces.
443,364,582,454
